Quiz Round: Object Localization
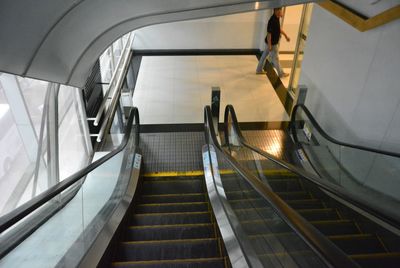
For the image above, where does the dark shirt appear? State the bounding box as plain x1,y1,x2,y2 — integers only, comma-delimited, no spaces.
267,14,281,45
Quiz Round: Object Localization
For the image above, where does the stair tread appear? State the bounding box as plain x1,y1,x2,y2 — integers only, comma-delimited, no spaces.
133,211,211,216
112,257,225,266
143,175,204,179
135,201,208,213
126,223,215,241
128,223,213,229
137,201,208,206
143,178,202,182
229,198,263,203
118,237,220,261
122,238,218,245
141,193,206,197
286,199,321,203
310,219,354,224
351,252,400,258
112,171,228,266
329,234,375,240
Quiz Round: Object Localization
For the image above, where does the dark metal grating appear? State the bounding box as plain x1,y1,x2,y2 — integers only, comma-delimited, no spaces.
140,132,205,172
242,130,296,162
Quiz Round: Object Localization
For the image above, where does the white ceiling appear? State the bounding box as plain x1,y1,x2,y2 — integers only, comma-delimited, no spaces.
0,0,312,87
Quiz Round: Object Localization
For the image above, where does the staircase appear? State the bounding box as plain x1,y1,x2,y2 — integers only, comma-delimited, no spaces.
223,170,400,267
111,174,230,267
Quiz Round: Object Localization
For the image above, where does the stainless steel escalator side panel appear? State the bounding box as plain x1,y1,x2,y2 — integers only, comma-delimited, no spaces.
77,152,142,268
203,144,262,268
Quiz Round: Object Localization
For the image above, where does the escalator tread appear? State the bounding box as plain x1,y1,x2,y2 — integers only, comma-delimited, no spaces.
112,257,227,268
111,175,229,267
329,234,387,255
257,156,400,267
351,252,400,268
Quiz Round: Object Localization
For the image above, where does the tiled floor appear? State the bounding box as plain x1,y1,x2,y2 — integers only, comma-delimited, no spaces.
133,56,290,124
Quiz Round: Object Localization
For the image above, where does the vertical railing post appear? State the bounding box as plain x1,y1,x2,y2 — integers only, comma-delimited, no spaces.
46,83,60,187
211,87,221,137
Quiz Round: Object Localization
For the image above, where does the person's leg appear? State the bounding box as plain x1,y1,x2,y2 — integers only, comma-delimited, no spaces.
256,49,269,73
270,45,285,77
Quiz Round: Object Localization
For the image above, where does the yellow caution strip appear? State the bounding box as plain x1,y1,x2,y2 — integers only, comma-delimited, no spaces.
143,169,294,178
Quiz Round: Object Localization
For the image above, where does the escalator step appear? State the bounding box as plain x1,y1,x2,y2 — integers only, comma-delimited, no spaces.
275,191,312,201
250,233,309,255
126,223,215,241
139,193,206,204
143,175,204,181
261,169,297,178
311,220,360,236
297,208,340,221
286,199,325,209
112,257,227,267
220,178,252,192
240,219,292,235
132,211,212,226
225,190,259,201
258,250,324,268
117,238,220,261
142,180,204,195
234,207,276,221
135,202,208,214
229,198,268,210
225,190,311,201
351,252,400,268
329,234,387,255
268,178,303,192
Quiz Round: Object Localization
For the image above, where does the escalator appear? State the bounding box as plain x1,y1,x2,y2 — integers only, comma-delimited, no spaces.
2,103,399,267
110,173,230,267
218,104,400,267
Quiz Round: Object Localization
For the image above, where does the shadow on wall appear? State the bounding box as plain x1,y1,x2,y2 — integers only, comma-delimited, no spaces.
301,72,360,145
300,72,400,200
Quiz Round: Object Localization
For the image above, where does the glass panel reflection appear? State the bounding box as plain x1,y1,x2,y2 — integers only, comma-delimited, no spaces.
213,148,327,267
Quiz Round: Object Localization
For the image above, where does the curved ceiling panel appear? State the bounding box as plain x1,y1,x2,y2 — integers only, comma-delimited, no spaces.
0,0,311,87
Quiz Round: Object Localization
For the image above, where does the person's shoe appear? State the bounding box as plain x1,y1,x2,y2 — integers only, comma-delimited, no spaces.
280,73,289,78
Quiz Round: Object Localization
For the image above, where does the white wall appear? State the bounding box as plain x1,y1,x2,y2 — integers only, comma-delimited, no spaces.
132,11,271,50
299,5,400,198
300,5,400,151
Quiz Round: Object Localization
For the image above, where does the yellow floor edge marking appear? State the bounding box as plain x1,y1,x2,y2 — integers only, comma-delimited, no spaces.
143,169,293,177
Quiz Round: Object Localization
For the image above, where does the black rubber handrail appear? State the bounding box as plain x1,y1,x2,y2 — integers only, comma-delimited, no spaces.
205,105,359,268
0,107,140,234
291,104,400,158
223,104,400,229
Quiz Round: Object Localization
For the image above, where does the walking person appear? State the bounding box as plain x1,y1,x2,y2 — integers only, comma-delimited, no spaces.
256,7,290,77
